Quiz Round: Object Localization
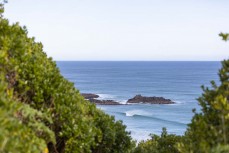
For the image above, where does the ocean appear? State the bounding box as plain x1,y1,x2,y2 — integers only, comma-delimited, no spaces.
57,61,221,141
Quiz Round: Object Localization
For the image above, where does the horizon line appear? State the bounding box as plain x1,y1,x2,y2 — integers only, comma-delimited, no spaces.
55,60,222,62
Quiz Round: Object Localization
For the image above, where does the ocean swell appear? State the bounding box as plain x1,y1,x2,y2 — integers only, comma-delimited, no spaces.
119,110,187,126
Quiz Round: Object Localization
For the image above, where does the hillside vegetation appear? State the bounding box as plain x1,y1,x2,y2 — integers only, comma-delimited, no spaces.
0,4,133,153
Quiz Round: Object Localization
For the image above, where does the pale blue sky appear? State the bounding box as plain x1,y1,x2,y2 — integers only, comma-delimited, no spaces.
4,0,229,61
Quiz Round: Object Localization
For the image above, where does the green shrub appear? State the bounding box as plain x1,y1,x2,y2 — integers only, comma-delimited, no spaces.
133,128,182,153
0,3,133,152
0,75,55,153
92,109,134,153
177,59,229,153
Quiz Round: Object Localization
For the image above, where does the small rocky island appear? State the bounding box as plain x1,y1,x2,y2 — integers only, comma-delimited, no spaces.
127,94,175,104
81,93,99,99
81,93,175,105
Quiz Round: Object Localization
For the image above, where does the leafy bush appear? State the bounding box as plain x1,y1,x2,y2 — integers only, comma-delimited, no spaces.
178,59,229,153
92,109,134,153
0,3,133,152
133,128,182,153
0,75,55,153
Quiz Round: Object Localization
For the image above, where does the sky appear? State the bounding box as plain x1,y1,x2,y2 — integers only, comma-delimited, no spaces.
3,0,229,61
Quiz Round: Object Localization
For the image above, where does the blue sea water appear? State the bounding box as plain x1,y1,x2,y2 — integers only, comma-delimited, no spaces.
57,61,221,141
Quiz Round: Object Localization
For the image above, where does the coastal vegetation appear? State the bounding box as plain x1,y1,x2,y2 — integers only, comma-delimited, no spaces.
0,3,133,153
0,1,229,153
133,128,182,153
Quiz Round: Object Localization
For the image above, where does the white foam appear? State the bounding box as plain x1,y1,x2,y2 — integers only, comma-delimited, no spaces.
125,110,151,117
170,101,185,105
118,100,128,104
97,94,128,104
97,94,115,100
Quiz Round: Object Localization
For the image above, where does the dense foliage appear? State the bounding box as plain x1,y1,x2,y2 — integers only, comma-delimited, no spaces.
178,59,229,153
0,3,133,153
133,128,182,153
0,75,54,153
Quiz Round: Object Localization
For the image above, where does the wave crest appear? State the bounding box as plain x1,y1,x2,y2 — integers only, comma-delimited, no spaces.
124,110,186,126
125,110,151,117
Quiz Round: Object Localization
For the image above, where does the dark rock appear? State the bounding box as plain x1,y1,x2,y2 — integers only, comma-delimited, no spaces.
81,93,99,99
127,94,175,104
81,93,121,105
81,93,174,105
87,98,121,105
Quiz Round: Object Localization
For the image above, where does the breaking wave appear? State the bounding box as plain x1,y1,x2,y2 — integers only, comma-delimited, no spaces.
119,110,187,126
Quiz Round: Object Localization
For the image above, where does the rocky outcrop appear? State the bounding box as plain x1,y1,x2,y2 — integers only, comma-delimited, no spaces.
88,99,121,105
81,93,175,105
81,93,121,105
81,93,99,99
127,94,175,104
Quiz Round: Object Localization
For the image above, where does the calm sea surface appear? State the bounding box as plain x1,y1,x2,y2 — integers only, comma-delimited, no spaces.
57,61,221,141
